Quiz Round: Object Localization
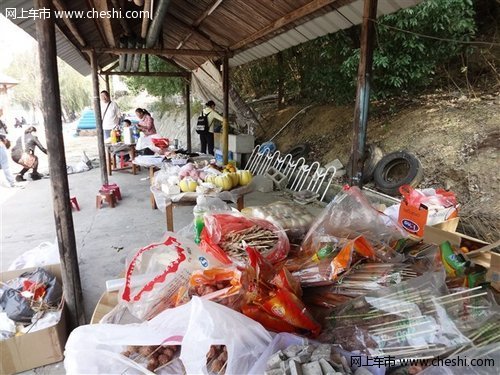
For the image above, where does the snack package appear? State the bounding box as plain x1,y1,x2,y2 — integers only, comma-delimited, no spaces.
287,236,377,286
302,186,410,259
241,247,321,337
438,241,487,288
183,267,245,310
119,234,222,320
200,212,289,265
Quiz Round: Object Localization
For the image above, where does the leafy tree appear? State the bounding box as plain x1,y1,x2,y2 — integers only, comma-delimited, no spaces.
124,56,184,98
231,0,477,103
7,49,91,121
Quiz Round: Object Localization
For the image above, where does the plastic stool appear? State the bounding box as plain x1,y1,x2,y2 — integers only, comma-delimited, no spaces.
70,196,80,211
96,190,116,209
102,183,122,200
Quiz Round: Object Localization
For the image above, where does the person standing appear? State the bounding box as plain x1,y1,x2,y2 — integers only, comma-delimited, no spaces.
200,100,223,155
11,126,47,181
100,90,121,139
0,133,16,187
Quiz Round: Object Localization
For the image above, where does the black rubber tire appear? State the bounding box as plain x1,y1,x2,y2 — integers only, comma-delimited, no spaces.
373,151,423,196
347,144,384,183
284,143,310,160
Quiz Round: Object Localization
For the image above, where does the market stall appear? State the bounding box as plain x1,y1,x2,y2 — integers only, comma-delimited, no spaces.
58,184,499,375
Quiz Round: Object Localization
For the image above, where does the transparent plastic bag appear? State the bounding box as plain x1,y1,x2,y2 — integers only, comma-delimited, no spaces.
320,271,471,359
119,234,222,320
200,212,290,265
302,186,410,258
241,201,315,242
65,297,272,375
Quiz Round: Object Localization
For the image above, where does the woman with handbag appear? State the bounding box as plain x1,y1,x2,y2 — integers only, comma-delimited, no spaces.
11,126,47,182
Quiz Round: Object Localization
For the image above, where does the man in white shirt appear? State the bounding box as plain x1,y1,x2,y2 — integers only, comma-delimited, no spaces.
100,90,121,139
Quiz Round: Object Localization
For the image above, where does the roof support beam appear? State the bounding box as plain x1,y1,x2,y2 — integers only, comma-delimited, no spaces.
85,47,230,57
34,0,85,330
52,0,87,47
230,0,336,51
350,0,378,187
176,0,225,49
102,71,190,77
91,0,117,47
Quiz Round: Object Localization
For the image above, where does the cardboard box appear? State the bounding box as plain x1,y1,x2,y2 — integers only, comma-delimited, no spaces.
487,252,500,292
90,291,118,324
0,264,67,375
398,200,458,237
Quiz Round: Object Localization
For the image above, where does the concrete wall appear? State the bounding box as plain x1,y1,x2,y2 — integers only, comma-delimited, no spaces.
155,108,201,152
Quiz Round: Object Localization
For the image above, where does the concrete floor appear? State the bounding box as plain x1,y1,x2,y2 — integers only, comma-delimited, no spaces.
1,163,326,374
1,166,293,321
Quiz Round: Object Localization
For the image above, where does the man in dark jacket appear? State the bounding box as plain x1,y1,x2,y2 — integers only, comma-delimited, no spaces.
11,126,47,181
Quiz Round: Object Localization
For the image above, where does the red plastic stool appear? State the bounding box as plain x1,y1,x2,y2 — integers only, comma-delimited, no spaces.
70,196,80,211
96,190,116,209
102,183,122,200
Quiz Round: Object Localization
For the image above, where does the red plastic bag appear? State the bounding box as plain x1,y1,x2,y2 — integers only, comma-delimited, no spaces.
200,212,289,265
242,247,321,337
151,137,169,149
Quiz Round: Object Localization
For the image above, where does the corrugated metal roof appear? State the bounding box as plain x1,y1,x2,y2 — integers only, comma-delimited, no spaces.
229,0,421,67
1,0,423,74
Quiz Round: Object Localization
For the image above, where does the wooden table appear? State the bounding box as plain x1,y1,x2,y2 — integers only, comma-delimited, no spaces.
106,143,138,176
165,195,245,232
150,166,159,209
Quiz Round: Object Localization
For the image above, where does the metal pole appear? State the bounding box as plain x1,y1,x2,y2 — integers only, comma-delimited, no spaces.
350,0,378,187
222,55,229,164
185,77,192,153
34,0,86,329
90,50,109,186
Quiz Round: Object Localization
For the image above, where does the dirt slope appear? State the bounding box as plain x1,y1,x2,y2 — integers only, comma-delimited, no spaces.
254,92,500,240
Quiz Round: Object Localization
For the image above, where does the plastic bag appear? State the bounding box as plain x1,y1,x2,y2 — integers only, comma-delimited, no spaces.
302,186,410,258
8,240,59,270
119,234,222,320
249,333,385,375
320,271,471,359
0,268,62,324
241,201,315,242
200,212,289,265
242,247,321,337
64,297,273,375
287,235,377,286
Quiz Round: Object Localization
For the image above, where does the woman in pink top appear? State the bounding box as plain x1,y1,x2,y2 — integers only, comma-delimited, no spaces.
135,108,157,136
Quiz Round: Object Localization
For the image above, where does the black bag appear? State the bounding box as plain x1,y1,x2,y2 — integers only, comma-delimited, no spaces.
195,113,209,134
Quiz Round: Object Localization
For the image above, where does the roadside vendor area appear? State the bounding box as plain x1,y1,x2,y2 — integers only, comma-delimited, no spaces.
1,147,499,374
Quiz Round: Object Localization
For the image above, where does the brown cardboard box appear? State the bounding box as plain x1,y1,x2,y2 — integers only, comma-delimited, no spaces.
0,264,67,375
90,291,118,324
487,252,500,292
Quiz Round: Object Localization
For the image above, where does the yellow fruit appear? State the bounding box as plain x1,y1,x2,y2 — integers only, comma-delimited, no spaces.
214,174,233,191
179,178,198,192
228,172,239,187
237,170,252,186
205,175,216,184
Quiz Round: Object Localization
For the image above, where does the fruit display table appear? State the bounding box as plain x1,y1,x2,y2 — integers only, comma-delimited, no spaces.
106,143,138,176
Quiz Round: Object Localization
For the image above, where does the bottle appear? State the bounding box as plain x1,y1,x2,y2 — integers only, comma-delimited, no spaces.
193,205,206,244
110,129,117,144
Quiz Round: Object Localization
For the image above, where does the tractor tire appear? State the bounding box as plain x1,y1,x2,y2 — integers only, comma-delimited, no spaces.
373,151,423,196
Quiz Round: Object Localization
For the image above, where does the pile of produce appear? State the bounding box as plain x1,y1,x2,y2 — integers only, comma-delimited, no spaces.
159,161,253,194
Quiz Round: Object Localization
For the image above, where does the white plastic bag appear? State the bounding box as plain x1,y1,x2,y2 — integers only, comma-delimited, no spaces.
64,297,273,374
8,240,59,270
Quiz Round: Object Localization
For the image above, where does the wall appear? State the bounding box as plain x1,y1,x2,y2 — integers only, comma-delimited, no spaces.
155,108,201,152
